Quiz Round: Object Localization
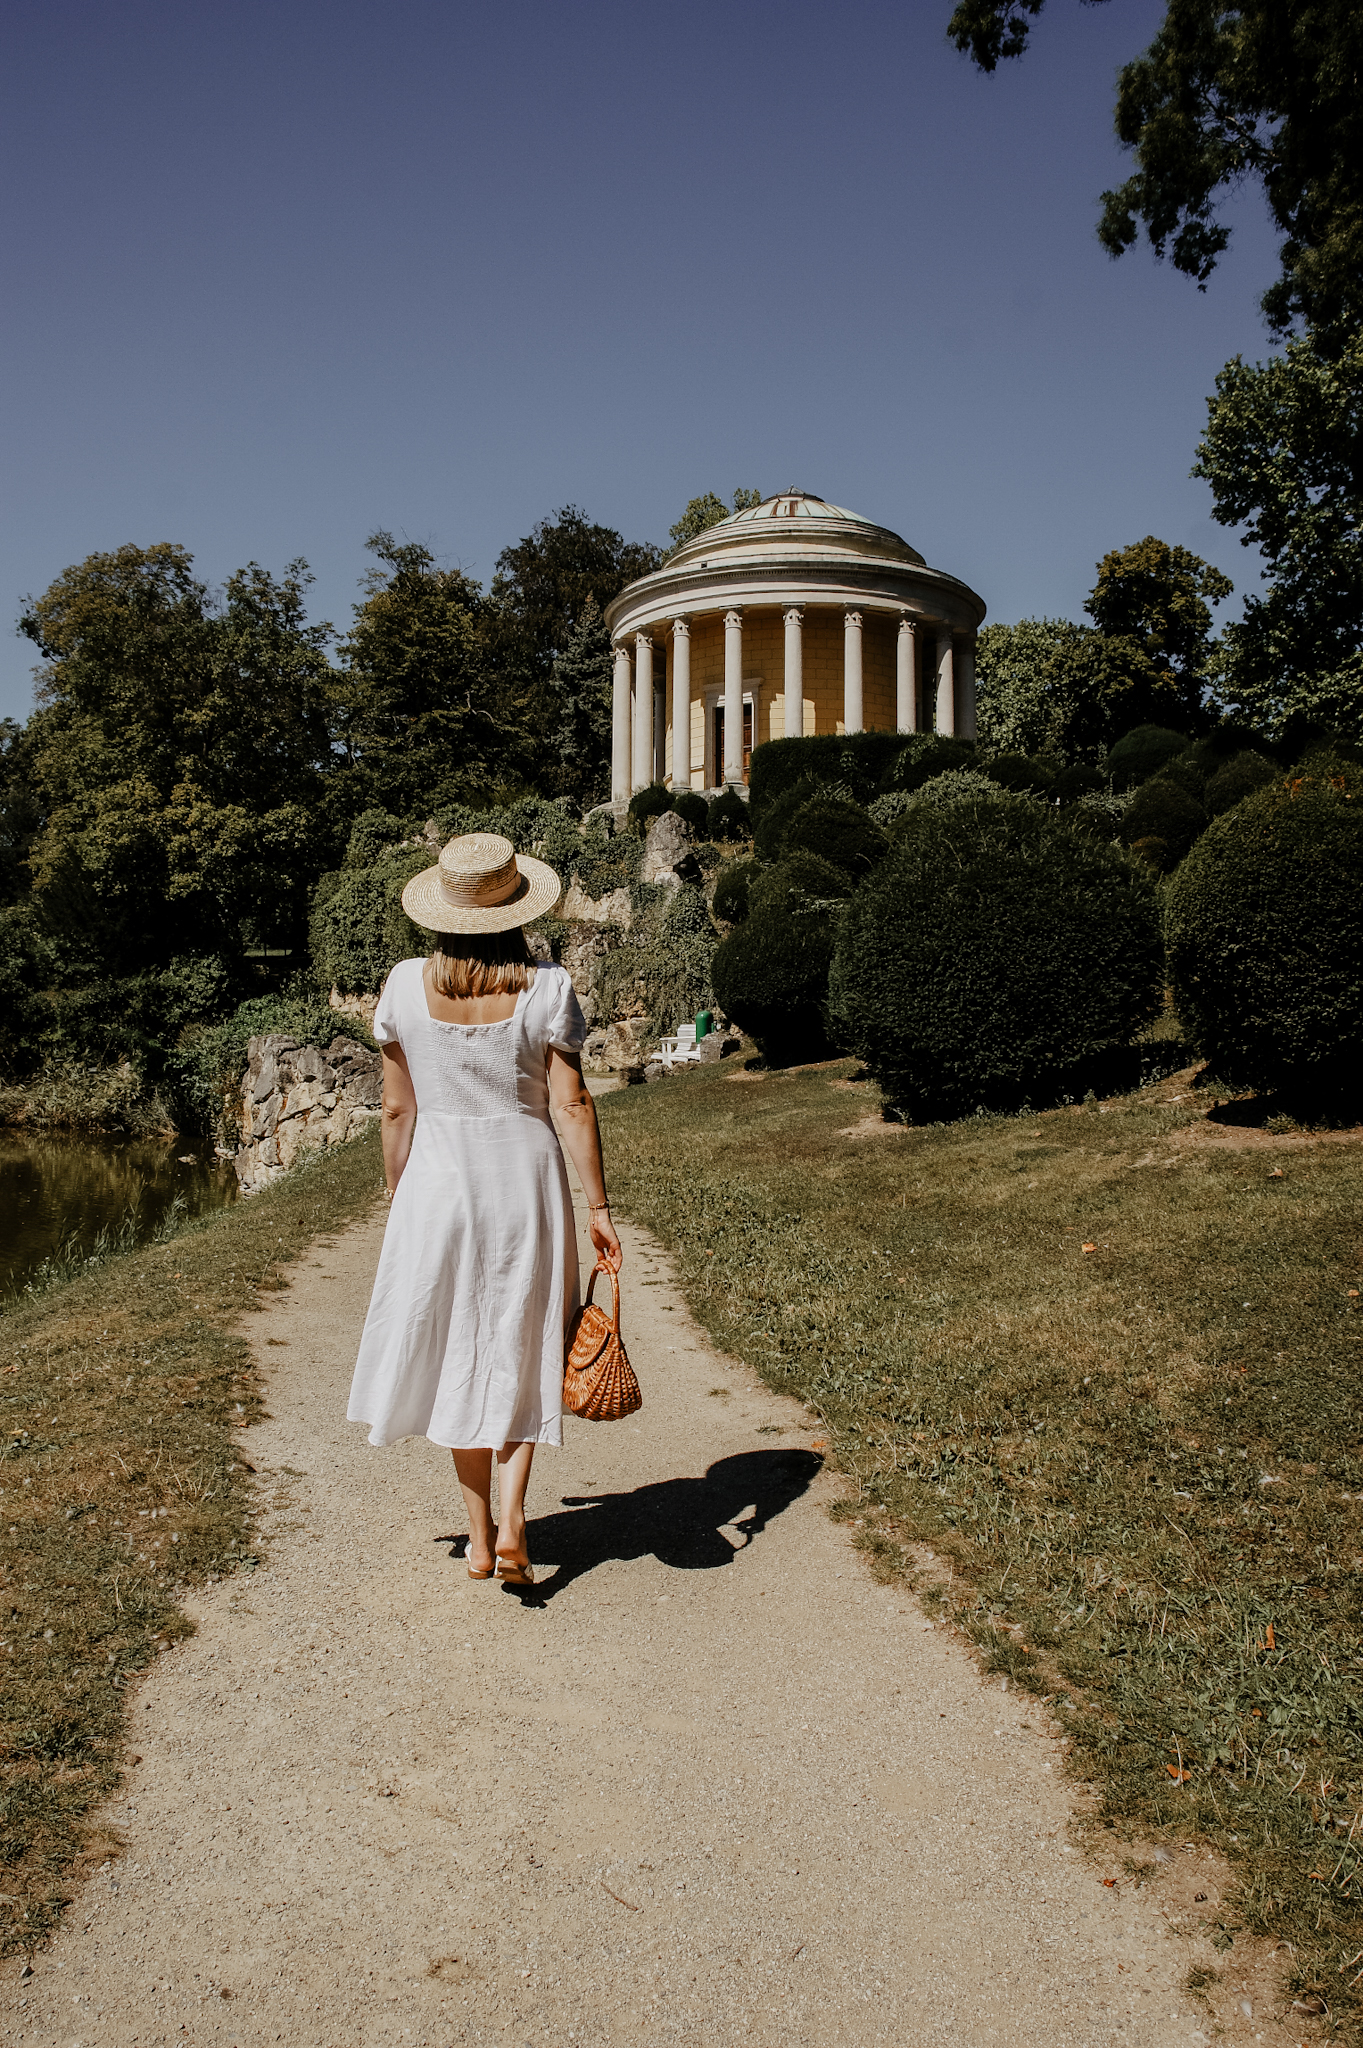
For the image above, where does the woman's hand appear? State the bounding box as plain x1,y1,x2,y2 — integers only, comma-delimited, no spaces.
589,1206,622,1270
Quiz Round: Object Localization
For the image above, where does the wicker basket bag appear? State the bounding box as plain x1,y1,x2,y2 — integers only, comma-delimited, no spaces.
563,1260,641,1421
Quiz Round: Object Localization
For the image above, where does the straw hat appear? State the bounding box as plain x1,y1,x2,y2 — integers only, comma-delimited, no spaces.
401,832,562,935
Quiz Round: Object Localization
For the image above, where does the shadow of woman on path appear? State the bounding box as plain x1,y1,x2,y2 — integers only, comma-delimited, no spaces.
441,1448,822,1603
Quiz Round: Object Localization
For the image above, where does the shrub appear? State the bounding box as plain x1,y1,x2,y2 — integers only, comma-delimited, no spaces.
569,815,641,900
712,860,756,924
309,848,429,995
752,776,821,862
345,808,406,867
1050,763,1105,805
1158,752,1208,799
782,797,889,881
880,734,977,793
985,753,1055,796
672,789,710,834
627,783,673,834
711,905,839,1065
869,791,916,828
591,886,716,1038
707,788,750,841
1119,775,1207,870
828,794,1164,1116
658,882,714,943
747,851,851,919
748,732,905,816
1166,763,1363,1099
894,768,1002,816
1105,724,1188,789
1205,749,1278,816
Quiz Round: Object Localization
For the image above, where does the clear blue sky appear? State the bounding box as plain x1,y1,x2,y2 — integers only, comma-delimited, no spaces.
1,0,1280,722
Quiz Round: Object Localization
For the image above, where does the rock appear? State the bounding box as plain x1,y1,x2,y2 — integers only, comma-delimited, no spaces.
233,1034,383,1193
560,883,632,926
329,987,379,1030
641,811,701,886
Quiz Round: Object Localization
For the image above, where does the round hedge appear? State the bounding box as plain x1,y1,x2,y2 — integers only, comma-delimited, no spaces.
781,797,889,881
985,753,1054,796
1105,724,1188,789
828,794,1163,1116
707,787,750,841
747,851,850,919
881,734,976,794
1166,764,1363,1097
752,776,820,862
1050,763,1105,806
628,783,673,832
1119,774,1207,870
711,903,838,1065
711,859,756,924
1204,749,1277,817
671,789,709,834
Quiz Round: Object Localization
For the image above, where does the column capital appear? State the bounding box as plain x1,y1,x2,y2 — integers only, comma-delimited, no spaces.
783,606,804,627
723,608,744,630
670,614,691,638
844,608,863,629
897,612,917,634
635,629,653,649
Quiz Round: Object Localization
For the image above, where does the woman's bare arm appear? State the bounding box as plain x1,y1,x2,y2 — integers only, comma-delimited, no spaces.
548,1047,622,1269
380,1042,418,1197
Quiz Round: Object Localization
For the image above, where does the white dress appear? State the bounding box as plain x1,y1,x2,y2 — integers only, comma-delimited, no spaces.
347,957,586,1450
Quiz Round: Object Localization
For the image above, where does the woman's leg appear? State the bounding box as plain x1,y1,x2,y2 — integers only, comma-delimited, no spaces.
494,1441,536,1567
451,1449,496,1574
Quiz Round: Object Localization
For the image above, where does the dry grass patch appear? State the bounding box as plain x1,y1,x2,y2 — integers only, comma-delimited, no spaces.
603,1058,1363,2026
0,1126,382,1954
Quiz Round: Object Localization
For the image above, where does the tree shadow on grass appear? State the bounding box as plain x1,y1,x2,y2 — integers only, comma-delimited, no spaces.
439,1447,822,1605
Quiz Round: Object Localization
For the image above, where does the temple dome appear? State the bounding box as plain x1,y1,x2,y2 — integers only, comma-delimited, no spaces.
667,490,927,570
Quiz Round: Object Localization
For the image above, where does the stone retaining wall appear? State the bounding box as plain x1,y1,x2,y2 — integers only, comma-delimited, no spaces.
234,1034,382,1195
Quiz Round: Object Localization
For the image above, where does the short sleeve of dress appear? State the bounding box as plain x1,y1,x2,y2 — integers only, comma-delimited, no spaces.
545,965,587,1055
370,960,412,1046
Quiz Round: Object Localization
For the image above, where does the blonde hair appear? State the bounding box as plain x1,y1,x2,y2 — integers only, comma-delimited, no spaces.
429,926,535,999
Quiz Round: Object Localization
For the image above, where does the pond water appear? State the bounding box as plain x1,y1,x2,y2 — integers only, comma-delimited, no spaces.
0,1130,239,1297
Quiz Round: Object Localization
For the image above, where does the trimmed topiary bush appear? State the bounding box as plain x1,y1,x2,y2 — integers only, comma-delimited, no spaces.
781,797,889,881
1105,724,1188,790
828,794,1163,1116
747,851,851,919
1050,763,1105,806
707,787,751,841
1204,750,1278,816
1166,762,1363,1100
1119,775,1207,870
985,753,1055,796
711,905,839,1065
672,789,709,834
752,776,821,862
894,768,1003,816
712,859,757,924
748,732,905,817
627,783,674,834
880,734,976,794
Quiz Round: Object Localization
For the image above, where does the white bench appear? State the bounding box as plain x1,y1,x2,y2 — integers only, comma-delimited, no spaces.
656,1023,703,1068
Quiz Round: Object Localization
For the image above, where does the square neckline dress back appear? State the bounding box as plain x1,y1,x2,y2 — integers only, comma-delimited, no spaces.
347,957,587,1450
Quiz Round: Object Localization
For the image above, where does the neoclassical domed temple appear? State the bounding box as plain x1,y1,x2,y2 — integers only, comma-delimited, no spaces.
604,491,986,800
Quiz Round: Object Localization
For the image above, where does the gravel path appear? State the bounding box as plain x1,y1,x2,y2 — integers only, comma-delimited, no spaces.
7,1175,1299,2048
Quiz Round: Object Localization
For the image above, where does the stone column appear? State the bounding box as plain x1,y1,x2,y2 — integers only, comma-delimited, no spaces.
782,607,804,742
670,617,691,789
723,609,744,786
897,615,918,733
633,632,653,792
611,643,632,805
935,624,955,737
957,632,977,739
653,669,666,782
843,610,864,734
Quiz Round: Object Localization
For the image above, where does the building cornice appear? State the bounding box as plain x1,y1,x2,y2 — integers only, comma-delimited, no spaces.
606,555,986,640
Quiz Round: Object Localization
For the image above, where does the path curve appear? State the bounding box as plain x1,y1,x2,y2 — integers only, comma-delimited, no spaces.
7,1174,1293,2048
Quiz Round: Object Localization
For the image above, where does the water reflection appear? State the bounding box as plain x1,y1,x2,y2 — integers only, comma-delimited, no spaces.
0,1131,238,1294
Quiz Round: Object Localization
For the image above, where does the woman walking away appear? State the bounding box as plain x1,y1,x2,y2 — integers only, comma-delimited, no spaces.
347,832,622,1588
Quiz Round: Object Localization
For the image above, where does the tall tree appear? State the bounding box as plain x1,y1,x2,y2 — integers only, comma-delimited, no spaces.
549,596,614,807
667,487,763,555
1192,327,1363,738
20,544,333,973
1085,535,1232,724
947,0,1363,338
333,532,519,819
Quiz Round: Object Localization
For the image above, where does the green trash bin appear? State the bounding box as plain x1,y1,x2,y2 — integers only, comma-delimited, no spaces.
695,1010,713,1041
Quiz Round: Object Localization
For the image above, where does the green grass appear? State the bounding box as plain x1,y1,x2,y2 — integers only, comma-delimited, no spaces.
0,1124,383,1955
602,1058,1363,2024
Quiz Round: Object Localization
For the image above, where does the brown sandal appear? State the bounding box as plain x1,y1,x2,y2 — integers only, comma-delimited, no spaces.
495,1554,535,1587
467,1528,498,1579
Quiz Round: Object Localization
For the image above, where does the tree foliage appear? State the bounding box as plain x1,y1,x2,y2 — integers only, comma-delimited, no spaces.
667,488,763,556
549,594,614,807
948,0,1363,337
1086,536,1231,693
1193,329,1363,740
